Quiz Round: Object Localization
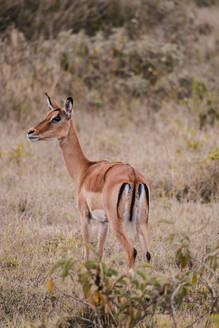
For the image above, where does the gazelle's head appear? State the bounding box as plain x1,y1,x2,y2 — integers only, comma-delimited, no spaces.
27,93,73,142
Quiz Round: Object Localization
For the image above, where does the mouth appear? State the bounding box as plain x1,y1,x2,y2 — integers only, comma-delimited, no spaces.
27,135,40,142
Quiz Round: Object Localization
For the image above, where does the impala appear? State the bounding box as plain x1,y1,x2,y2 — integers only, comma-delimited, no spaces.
27,94,151,268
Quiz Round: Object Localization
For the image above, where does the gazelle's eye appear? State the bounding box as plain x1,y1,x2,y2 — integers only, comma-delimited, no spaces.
51,114,61,123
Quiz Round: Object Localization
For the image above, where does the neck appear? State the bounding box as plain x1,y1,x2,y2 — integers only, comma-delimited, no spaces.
59,120,89,187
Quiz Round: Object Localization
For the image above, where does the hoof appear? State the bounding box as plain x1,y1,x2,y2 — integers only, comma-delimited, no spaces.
146,251,151,262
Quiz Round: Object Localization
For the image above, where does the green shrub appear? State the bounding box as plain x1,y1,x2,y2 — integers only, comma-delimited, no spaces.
207,148,219,161
50,235,218,328
195,0,216,7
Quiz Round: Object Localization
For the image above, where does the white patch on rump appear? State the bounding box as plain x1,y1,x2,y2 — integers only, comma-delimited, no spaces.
124,184,131,221
91,209,107,222
135,184,144,222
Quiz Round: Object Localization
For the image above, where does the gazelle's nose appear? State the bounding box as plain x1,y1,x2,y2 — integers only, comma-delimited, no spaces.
27,128,35,135
27,128,39,142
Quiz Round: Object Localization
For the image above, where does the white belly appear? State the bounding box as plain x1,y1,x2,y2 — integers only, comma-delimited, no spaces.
91,209,107,222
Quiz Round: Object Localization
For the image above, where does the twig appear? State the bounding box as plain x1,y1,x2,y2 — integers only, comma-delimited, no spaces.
96,314,104,328
201,276,218,315
71,315,94,325
203,249,219,263
57,287,104,328
190,218,210,235
201,277,218,328
55,287,93,309
130,296,163,328
191,255,218,280
170,284,183,328
202,277,216,299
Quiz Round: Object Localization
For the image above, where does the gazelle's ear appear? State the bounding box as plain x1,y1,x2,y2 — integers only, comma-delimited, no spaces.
64,97,73,120
45,92,60,110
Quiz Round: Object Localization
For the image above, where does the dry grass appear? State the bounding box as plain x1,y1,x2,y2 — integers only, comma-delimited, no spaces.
0,105,218,326
0,0,218,327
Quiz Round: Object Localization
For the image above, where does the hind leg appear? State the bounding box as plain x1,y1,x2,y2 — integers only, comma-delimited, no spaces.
103,183,137,269
139,221,151,262
110,220,137,268
97,222,108,261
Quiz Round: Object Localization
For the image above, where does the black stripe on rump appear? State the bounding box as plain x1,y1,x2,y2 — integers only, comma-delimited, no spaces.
129,183,136,221
117,183,128,218
144,184,150,209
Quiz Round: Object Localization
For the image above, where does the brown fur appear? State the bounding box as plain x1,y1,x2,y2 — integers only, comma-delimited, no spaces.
27,95,151,268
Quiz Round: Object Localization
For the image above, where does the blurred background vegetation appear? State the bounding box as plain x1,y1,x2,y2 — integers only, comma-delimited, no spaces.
0,0,218,201
0,0,218,118
0,1,218,326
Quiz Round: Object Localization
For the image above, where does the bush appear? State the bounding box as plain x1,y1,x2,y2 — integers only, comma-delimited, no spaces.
0,27,183,121
0,0,177,40
47,234,218,328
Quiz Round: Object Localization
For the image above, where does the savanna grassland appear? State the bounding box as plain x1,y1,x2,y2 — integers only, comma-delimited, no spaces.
0,1,218,327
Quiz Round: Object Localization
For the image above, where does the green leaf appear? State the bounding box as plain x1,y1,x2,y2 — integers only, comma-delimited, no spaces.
85,260,97,269
182,254,189,268
140,263,153,269
101,262,107,277
211,314,219,324
107,268,118,276
158,219,174,224
176,248,190,268
50,259,68,274
166,233,175,244
136,269,147,280
192,272,198,285
115,276,126,285
82,280,91,297
207,148,219,161
131,278,140,288
62,257,74,279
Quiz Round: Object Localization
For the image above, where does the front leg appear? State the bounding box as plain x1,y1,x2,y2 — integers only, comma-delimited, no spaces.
80,216,91,261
